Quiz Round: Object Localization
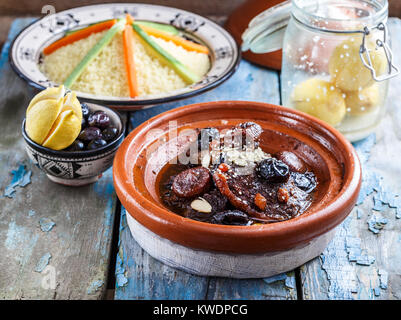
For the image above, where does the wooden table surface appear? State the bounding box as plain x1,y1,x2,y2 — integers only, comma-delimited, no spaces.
0,16,400,300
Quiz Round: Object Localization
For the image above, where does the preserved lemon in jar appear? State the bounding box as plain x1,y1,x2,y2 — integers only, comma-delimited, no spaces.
242,0,399,142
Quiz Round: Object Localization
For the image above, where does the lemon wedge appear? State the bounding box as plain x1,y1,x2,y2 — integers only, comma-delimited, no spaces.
27,85,65,114
329,37,387,92
42,110,81,150
291,78,346,126
26,86,82,150
62,91,83,122
345,84,380,116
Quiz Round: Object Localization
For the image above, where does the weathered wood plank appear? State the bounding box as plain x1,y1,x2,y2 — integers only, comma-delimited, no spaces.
115,59,297,300
0,18,122,299
300,18,401,300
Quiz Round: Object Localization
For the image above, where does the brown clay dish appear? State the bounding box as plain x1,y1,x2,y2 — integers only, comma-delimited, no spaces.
113,101,361,254
225,0,286,70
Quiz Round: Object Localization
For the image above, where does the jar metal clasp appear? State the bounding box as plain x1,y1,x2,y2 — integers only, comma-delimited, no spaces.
359,22,399,82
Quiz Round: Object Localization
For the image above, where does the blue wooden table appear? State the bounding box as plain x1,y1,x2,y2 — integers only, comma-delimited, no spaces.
1,17,400,300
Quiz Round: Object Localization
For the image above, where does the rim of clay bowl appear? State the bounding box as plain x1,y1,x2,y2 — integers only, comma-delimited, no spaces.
22,103,125,158
113,101,361,254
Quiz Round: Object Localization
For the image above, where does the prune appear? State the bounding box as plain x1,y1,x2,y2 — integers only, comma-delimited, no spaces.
256,158,290,183
87,139,107,150
81,103,90,119
292,172,317,193
88,111,110,129
65,140,85,151
198,127,220,151
275,151,306,173
78,127,102,142
102,127,118,142
210,210,251,226
172,166,211,198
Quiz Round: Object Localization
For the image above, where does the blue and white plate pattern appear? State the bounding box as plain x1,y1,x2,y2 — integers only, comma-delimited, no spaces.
10,3,240,109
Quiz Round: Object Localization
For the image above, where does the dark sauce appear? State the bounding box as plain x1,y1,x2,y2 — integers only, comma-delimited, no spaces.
158,122,318,226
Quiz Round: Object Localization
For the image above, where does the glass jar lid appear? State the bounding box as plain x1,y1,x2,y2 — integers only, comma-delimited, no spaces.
242,0,398,81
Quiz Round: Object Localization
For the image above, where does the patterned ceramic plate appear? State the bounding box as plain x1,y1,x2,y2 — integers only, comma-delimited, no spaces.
10,3,240,110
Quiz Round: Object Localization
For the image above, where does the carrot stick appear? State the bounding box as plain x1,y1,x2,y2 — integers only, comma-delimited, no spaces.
136,24,209,54
43,19,117,55
123,24,139,97
126,13,134,26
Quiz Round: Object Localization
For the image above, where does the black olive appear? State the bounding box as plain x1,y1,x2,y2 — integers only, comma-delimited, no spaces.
64,140,85,152
78,127,102,142
210,210,251,226
102,126,118,142
81,117,87,130
256,158,290,183
292,172,317,193
87,138,108,150
88,111,110,129
198,127,220,151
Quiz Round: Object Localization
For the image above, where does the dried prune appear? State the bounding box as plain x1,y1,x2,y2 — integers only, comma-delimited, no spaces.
275,151,306,173
210,210,251,226
256,158,290,183
172,166,211,198
292,172,317,193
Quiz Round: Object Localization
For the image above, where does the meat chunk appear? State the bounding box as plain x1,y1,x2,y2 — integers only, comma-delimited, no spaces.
213,164,314,221
275,151,306,173
172,166,211,198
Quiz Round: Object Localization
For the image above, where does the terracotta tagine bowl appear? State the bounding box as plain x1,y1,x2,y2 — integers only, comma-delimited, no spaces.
113,101,361,278
225,0,286,70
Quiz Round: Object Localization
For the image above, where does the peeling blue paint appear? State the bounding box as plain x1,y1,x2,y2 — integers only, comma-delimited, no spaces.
93,170,115,257
115,245,128,288
353,134,379,205
356,208,363,220
320,213,380,299
28,210,36,217
87,280,104,295
115,209,128,288
246,73,254,82
355,255,375,266
39,218,56,232
367,214,388,234
373,287,381,297
353,134,401,221
378,269,388,289
4,164,32,198
263,273,287,284
34,252,52,272
284,274,296,289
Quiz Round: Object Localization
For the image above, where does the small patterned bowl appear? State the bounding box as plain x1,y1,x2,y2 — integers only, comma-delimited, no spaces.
22,103,125,186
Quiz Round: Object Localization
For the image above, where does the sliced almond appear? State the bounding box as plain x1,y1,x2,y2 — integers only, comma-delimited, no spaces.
190,197,212,213
201,153,211,168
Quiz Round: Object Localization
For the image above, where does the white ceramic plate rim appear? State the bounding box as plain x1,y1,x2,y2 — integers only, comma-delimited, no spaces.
10,3,240,107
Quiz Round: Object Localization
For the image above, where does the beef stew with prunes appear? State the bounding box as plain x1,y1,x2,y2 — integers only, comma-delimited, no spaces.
159,122,317,226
